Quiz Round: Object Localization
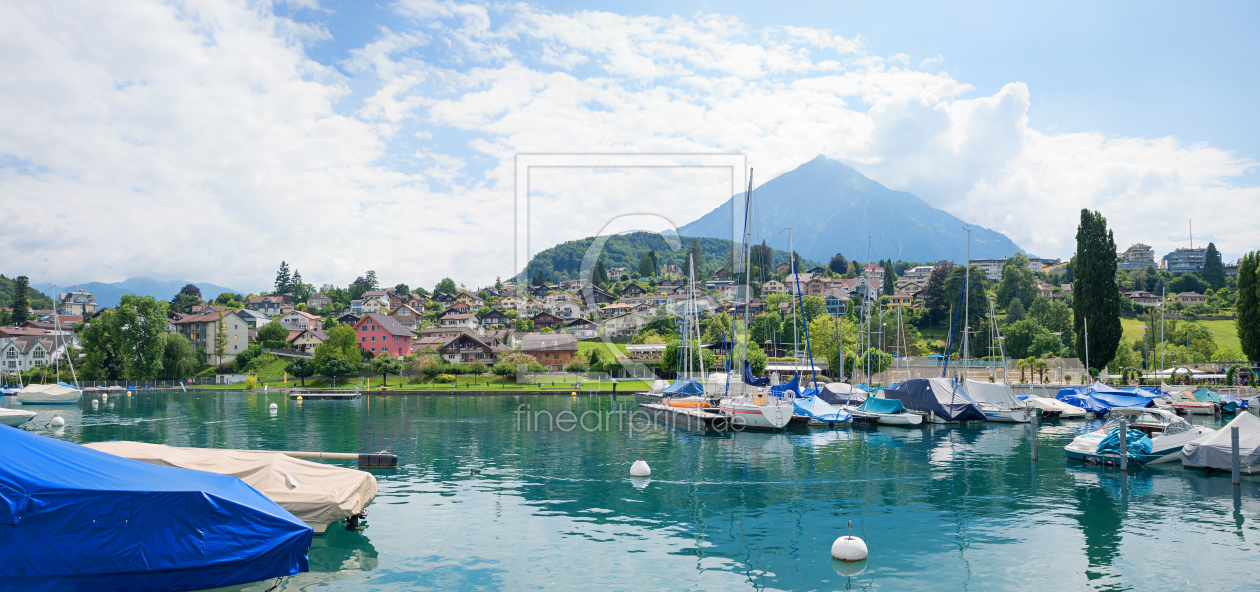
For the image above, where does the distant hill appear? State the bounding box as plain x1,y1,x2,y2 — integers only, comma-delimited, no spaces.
518,232,820,283
676,155,1026,264
34,277,244,308
0,274,56,311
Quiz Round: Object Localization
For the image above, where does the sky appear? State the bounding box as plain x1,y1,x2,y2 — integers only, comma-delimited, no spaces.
2,0,1257,293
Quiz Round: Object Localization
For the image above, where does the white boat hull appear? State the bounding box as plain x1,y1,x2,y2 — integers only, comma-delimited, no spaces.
720,400,793,429
0,408,37,426
877,413,923,426
982,407,1032,423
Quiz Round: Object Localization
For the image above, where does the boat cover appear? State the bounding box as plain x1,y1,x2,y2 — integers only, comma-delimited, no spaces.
86,441,377,529
884,378,985,421
1056,389,1154,413
1095,426,1153,460
771,375,800,396
742,360,769,387
963,380,1024,409
663,379,704,396
818,383,866,406
856,397,907,415
1180,412,1260,468
0,429,311,591
793,395,850,423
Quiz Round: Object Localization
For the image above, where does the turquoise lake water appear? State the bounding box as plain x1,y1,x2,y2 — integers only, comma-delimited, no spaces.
4,391,1257,591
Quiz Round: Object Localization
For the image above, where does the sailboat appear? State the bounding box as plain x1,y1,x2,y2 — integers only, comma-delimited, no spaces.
716,169,794,430
16,290,82,405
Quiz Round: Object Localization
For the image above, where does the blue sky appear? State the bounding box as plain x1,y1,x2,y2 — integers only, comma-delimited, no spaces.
2,0,1257,291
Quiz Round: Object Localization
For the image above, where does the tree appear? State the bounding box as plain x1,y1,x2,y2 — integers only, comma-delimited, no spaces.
1005,298,1026,324
1168,273,1206,295
857,349,892,376
317,355,355,388
750,311,782,345
286,358,314,386
161,333,200,380
1202,242,1225,291
1238,251,1260,361
213,309,228,363
170,292,202,315
363,270,379,291
637,254,654,278
944,265,988,356
1073,209,1123,371
394,283,410,295
314,324,361,367
661,341,716,374
882,262,896,297
11,275,31,324
370,352,405,386
81,294,170,380
179,283,202,299
694,240,712,276
258,321,289,346
80,310,123,380
434,278,457,295
467,360,487,383
274,262,292,295
592,261,608,286
995,254,1038,310
829,253,848,275
923,261,955,326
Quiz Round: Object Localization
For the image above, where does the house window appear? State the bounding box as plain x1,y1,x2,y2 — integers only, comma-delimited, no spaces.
361,337,367,343
5,349,14,359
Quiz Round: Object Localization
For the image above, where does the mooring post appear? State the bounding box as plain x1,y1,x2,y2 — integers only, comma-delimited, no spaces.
1119,418,1128,471
1030,408,1039,461
1232,425,1241,486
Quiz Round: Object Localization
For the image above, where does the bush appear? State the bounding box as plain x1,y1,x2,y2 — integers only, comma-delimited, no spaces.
235,344,263,372
242,374,258,389
565,360,589,373
261,340,288,350
437,374,456,383
215,362,236,374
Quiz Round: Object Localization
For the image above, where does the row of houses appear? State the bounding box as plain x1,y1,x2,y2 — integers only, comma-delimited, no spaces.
0,320,76,374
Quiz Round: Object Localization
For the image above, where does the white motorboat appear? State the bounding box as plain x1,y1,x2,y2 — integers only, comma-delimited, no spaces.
0,408,38,427
1024,396,1086,418
86,441,377,535
719,393,794,430
963,380,1031,423
16,383,82,405
1064,407,1214,465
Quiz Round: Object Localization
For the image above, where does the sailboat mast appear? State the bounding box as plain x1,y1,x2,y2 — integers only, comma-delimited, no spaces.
963,227,971,382
865,234,871,381
789,227,799,378
740,169,755,375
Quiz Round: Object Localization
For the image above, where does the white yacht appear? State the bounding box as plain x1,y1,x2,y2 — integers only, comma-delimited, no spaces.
963,380,1031,423
719,393,795,429
1064,407,1214,465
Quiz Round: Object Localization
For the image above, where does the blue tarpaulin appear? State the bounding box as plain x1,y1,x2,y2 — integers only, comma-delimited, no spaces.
793,395,850,423
1056,383,1154,413
1095,427,1153,461
663,379,704,396
0,428,312,591
742,360,769,387
771,375,800,397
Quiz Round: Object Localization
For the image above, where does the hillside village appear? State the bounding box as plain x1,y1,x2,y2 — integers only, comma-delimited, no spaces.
0,235,1252,387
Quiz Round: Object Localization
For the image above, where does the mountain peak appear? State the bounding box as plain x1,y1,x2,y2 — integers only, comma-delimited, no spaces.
680,157,1023,263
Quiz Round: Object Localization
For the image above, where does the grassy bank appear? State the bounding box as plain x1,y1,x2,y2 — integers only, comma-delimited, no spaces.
1120,317,1240,350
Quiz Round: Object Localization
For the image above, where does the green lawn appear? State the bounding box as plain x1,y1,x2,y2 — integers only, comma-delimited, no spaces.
578,340,629,360
1121,317,1239,350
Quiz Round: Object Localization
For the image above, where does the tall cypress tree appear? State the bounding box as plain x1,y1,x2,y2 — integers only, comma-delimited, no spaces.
1073,210,1122,373
1201,242,1225,291
882,260,896,296
1237,251,1260,362
11,275,31,324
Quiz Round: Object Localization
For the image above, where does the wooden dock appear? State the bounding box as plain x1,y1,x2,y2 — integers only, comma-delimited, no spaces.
638,403,728,430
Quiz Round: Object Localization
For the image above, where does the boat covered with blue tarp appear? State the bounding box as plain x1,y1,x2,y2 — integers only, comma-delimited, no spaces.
793,395,850,423
0,427,312,591
1056,382,1155,413
856,397,908,414
770,375,800,397
662,379,704,396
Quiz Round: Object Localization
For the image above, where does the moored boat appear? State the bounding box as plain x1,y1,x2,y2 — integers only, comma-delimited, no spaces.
86,441,377,536
15,382,82,405
852,396,922,426
1023,396,1086,418
1064,407,1214,465
0,408,37,427
884,378,985,424
720,393,794,429
963,380,1031,423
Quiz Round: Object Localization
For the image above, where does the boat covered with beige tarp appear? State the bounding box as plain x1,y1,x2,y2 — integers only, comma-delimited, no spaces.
85,441,377,535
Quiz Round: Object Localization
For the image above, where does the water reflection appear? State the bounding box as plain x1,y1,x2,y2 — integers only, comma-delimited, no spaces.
4,393,1257,591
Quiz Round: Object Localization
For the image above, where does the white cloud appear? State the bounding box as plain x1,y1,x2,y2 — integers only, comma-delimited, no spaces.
1,0,1255,295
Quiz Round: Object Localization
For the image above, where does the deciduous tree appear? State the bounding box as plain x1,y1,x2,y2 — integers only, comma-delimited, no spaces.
995,254,1038,310
285,358,314,386
370,352,404,386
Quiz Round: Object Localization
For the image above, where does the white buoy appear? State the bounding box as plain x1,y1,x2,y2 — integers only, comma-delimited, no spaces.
101,393,108,400
91,400,99,408
831,521,868,562
630,455,651,477
269,403,278,411
50,415,65,427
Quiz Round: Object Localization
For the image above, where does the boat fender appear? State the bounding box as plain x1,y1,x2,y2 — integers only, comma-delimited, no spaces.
284,474,300,490
831,520,868,562
630,455,651,477
358,453,398,469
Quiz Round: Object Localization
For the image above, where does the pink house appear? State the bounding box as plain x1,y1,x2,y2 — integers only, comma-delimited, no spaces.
354,313,415,357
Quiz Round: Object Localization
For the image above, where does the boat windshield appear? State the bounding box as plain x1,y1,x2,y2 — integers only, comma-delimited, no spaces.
1101,410,1189,432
